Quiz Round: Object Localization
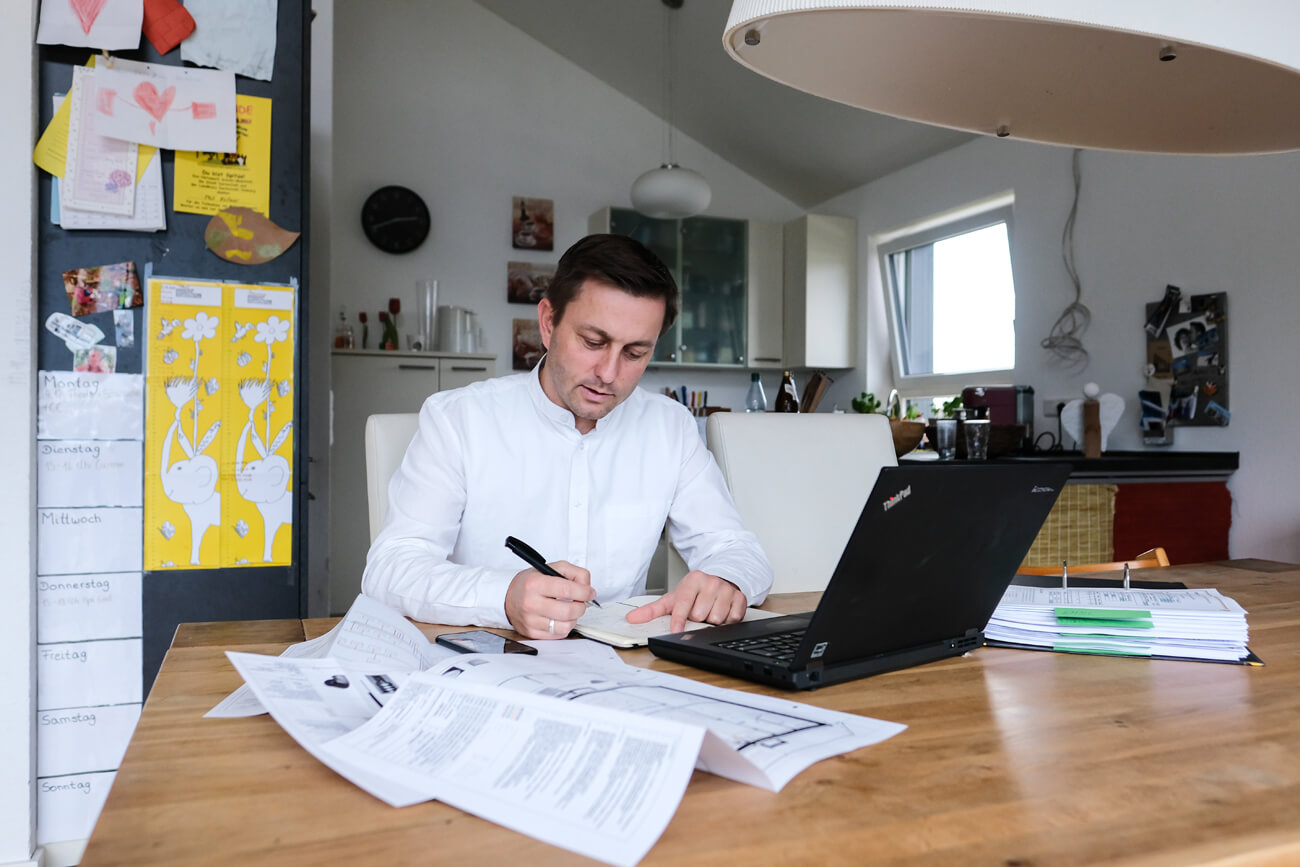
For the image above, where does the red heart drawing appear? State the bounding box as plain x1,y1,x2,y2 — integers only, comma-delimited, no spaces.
69,0,108,35
134,81,177,123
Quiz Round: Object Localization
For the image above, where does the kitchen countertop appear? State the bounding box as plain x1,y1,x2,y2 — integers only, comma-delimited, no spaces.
902,450,1238,481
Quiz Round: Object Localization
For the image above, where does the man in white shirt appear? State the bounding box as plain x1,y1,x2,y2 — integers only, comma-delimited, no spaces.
363,234,773,639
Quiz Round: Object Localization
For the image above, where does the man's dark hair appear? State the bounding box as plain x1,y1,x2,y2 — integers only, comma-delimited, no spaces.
545,234,679,336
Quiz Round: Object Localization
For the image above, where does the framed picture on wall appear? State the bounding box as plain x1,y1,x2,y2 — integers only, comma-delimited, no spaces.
511,197,554,251
512,318,544,371
507,261,555,304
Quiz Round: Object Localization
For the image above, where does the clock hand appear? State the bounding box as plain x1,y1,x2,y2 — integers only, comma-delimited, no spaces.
369,216,423,230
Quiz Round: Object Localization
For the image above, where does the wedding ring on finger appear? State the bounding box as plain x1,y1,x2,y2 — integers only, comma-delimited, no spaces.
548,618,555,635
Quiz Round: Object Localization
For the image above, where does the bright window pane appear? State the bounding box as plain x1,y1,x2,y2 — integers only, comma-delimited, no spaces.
931,223,1014,374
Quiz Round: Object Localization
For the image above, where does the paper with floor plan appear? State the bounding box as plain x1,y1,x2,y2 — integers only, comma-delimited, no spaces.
322,670,702,867
420,651,907,791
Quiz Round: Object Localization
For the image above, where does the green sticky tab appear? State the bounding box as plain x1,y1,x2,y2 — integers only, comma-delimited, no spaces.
1054,643,1152,657
1056,616,1154,629
1054,607,1151,620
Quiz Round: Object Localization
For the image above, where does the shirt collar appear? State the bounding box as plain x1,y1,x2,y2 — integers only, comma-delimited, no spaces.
527,355,633,436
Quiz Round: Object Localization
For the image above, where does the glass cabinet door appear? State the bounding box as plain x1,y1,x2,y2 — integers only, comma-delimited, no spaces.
680,216,746,366
608,208,681,363
607,208,747,367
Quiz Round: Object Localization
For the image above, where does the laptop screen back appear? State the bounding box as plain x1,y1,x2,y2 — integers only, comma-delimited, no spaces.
793,463,1070,670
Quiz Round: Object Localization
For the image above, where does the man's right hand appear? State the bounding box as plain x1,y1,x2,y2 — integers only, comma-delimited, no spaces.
504,560,596,639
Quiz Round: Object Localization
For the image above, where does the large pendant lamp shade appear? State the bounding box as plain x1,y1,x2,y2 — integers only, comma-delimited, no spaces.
723,1,1300,154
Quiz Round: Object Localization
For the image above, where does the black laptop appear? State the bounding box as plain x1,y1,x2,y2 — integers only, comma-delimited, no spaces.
649,462,1071,689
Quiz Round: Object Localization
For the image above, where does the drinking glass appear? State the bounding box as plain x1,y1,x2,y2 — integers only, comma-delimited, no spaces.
963,419,991,460
933,419,958,460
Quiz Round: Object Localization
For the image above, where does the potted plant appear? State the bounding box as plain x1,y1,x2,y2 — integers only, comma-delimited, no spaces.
852,390,926,456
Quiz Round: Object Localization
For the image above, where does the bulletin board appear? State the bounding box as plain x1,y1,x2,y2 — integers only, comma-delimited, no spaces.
1141,288,1229,441
33,2,310,848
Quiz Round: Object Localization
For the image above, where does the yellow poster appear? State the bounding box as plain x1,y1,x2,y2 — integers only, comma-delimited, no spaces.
173,95,272,216
144,277,295,569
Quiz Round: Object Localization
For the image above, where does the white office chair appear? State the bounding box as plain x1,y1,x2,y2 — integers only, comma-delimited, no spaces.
364,413,420,543
676,412,897,594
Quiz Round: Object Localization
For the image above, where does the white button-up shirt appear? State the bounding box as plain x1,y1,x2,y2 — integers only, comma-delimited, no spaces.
362,365,773,627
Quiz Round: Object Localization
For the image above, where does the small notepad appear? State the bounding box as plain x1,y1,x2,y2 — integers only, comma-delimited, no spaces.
574,595,782,649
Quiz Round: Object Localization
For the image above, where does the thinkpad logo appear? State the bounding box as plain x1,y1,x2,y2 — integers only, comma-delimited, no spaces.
810,641,828,659
882,485,912,512
1031,485,1056,493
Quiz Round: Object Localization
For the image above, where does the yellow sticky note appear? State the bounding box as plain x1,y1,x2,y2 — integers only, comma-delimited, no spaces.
33,55,156,183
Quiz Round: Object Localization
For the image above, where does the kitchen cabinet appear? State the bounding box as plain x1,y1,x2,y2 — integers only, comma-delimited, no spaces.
784,214,857,369
328,349,496,613
589,207,782,368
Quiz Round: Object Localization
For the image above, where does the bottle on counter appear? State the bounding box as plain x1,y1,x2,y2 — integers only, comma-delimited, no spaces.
333,307,355,349
744,372,767,412
358,311,369,349
774,370,800,413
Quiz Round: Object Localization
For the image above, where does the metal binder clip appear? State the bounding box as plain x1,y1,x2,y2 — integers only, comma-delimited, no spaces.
100,48,114,68
1123,562,1131,590
1060,560,1069,590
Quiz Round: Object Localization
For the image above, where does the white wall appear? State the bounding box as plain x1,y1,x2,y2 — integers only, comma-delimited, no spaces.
0,1,39,863
818,136,1300,563
329,0,799,412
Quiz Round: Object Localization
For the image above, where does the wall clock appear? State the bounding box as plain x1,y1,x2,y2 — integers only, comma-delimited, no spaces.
360,185,431,254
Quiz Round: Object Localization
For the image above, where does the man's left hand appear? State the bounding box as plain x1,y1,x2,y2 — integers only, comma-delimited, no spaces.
625,571,747,633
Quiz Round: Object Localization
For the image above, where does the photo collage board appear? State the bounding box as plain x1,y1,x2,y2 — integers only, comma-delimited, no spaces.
1141,288,1229,442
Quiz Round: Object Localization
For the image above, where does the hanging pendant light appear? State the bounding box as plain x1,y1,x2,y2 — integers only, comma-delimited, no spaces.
631,0,712,218
723,1,1300,155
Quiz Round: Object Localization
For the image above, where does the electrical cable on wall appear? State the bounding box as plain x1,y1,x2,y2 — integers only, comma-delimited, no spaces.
1041,148,1091,368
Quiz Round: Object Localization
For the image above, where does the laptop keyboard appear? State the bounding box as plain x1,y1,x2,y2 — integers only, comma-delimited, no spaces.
716,629,806,664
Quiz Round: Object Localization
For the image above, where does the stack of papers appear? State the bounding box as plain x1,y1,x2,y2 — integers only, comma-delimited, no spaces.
986,584,1251,663
215,595,906,867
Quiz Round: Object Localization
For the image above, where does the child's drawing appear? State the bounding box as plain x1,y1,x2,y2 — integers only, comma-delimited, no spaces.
159,311,221,565
91,62,235,151
234,315,293,562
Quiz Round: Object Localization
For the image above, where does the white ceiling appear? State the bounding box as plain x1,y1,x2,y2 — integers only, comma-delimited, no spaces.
476,0,974,208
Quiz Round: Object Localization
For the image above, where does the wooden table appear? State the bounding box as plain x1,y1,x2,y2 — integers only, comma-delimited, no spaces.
83,561,1300,866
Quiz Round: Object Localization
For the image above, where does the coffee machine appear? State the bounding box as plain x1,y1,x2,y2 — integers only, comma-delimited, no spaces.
961,386,1034,453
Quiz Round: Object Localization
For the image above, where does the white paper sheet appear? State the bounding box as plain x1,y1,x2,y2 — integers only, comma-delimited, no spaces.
91,62,237,151
36,770,116,847
322,670,703,867
38,372,144,440
38,703,142,778
36,0,143,50
38,439,143,508
207,594,457,718
224,653,430,806
576,594,783,648
38,638,143,709
181,0,278,81
59,145,166,231
38,507,143,575
62,67,137,216
424,653,907,792
38,572,143,644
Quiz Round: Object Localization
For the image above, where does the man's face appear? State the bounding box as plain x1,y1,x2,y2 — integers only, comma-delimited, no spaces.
537,280,664,433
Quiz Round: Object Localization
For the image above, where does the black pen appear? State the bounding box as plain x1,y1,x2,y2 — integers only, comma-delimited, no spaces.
504,536,601,607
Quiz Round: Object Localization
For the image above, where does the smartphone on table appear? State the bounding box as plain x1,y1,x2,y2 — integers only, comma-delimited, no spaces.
435,630,538,655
